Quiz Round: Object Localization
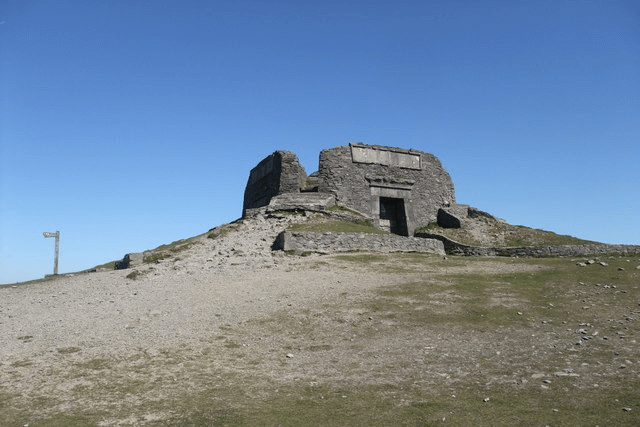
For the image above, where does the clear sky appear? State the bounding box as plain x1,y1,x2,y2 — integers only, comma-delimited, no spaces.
1,0,638,284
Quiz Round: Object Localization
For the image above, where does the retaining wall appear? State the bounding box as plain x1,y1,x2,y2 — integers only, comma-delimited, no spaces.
415,232,640,257
276,231,445,255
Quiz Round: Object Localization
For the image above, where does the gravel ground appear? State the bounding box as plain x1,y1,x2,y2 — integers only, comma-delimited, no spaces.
0,211,558,380
4,213,637,426
0,213,396,386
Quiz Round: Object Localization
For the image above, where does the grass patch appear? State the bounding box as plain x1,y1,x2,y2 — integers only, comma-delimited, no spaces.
1,274,59,288
91,260,117,270
416,218,600,247
289,218,388,234
207,223,240,240
57,347,81,354
143,237,200,264
21,376,639,426
11,359,32,368
327,204,366,217
126,270,149,280
75,357,112,371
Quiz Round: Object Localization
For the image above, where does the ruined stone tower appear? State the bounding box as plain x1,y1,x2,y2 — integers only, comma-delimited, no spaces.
243,143,456,236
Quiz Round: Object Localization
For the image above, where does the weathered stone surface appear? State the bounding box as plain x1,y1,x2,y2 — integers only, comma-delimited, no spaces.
114,252,144,270
265,193,336,213
275,230,445,255
242,151,307,217
317,143,455,233
437,205,469,228
242,143,455,237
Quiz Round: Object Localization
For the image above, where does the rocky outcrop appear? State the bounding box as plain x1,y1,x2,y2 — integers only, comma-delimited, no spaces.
114,252,144,270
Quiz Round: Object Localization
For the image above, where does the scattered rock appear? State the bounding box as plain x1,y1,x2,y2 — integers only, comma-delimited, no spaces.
286,353,294,359
555,371,579,377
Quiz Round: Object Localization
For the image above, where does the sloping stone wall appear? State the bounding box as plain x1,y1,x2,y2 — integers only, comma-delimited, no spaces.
317,143,455,231
276,230,445,255
243,151,307,216
416,232,640,257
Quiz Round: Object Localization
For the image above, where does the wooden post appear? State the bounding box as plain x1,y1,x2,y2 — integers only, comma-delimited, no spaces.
43,231,60,275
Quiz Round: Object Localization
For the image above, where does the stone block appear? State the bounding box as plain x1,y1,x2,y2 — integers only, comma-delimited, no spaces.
266,193,336,213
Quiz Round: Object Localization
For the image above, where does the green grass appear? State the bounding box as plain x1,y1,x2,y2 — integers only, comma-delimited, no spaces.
125,270,149,280
91,260,117,270
327,204,366,217
416,219,600,247
143,236,201,264
207,223,240,240
57,347,81,354
288,218,388,234
0,274,59,288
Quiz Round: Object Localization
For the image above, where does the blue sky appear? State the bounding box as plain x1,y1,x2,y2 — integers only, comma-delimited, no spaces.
1,0,638,284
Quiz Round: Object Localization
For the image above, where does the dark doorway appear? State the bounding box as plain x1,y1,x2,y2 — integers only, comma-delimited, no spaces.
379,197,408,236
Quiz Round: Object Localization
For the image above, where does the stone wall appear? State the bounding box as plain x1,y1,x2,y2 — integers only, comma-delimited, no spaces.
242,151,307,217
437,205,467,228
276,230,445,255
317,143,455,234
415,232,640,257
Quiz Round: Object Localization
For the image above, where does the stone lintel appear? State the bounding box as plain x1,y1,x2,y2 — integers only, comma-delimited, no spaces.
350,143,421,170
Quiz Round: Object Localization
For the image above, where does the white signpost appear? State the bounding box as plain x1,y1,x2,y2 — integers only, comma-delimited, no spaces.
43,231,60,275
